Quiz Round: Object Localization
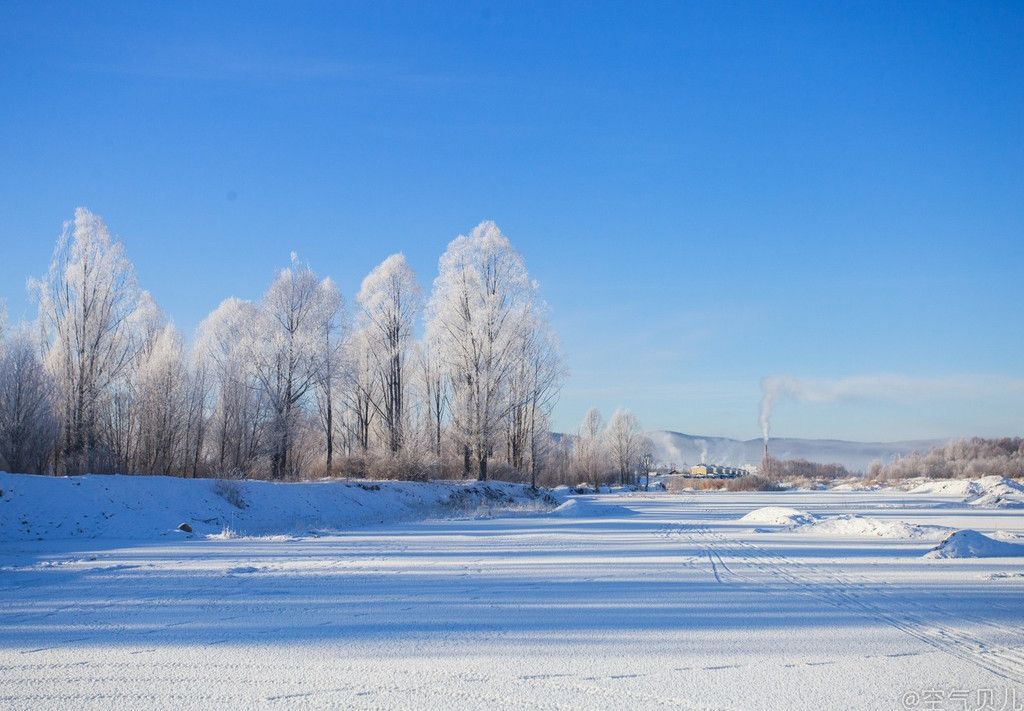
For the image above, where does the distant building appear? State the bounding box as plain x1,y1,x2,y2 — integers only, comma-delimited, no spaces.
688,463,748,479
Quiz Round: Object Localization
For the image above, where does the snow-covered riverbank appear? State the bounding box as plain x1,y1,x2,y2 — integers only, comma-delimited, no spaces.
0,472,556,542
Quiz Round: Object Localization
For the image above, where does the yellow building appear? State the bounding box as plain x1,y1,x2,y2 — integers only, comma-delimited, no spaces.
689,464,748,478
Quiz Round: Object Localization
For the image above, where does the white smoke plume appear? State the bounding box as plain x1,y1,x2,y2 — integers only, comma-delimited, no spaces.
697,439,708,464
758,373,1024,443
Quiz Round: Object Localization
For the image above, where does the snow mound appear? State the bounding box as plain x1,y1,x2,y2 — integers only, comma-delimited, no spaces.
992,530,1024,542
739,507,816,526
740,506,953,539
831,482,879,492
551,499,581,516
969,493,1024,509
551,498,634,518
925,529,1024,559
910,479,984,497
795,514,951,539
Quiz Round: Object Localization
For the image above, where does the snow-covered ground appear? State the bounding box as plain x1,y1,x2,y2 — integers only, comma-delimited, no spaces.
2,473,1023,710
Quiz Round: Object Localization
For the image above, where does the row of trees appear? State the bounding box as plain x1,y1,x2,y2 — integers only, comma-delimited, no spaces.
867,437,1024,481
0,209,581,483
760,455,852,481
570,407,652,489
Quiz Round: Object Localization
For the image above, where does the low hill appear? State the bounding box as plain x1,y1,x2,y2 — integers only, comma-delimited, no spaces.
647,431,946,474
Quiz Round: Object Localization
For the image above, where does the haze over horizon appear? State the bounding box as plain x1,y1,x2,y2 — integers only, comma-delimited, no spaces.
1,2,1021,442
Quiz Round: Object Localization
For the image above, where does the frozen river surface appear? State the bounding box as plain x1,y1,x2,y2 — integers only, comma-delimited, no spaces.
2,489,1023,710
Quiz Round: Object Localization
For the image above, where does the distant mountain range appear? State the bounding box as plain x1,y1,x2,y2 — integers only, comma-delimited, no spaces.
646,431,948,474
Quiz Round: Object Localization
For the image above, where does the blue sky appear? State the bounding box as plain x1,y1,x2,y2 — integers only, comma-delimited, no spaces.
1,1,1022,442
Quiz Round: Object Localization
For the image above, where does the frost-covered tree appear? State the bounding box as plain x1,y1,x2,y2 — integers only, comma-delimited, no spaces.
355,254,421,455
104,291,167,473
250,255,339,479
0,328,57,474
313,287,347,477
344,328,377,456
605,408,644,486
575,407,609,490
31,208,142,474
133,324,191,476
425,222,538,481
413,338,446,461
179,348,209,478
195,297,268,477
505,314,566,486
526,411,559,487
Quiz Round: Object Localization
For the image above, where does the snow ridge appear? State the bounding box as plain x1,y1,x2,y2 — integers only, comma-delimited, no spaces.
0,472,555,542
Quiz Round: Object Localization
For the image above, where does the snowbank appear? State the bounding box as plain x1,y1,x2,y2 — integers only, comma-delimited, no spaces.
0,472,556,542
908,476,1024,508
925,529,1024,559
739,507,816,526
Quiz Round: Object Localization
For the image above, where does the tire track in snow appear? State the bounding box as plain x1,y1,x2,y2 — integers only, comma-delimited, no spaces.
704,549,723,584
716,532,1024,682
660,519,1024,684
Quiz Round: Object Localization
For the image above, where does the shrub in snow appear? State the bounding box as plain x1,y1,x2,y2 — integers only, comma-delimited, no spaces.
212,477,247,509
727,475,782,492
210,525,239,540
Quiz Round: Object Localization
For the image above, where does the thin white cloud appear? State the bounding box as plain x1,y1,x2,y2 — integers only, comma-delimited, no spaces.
759,373,1024,441
70,40,476,87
